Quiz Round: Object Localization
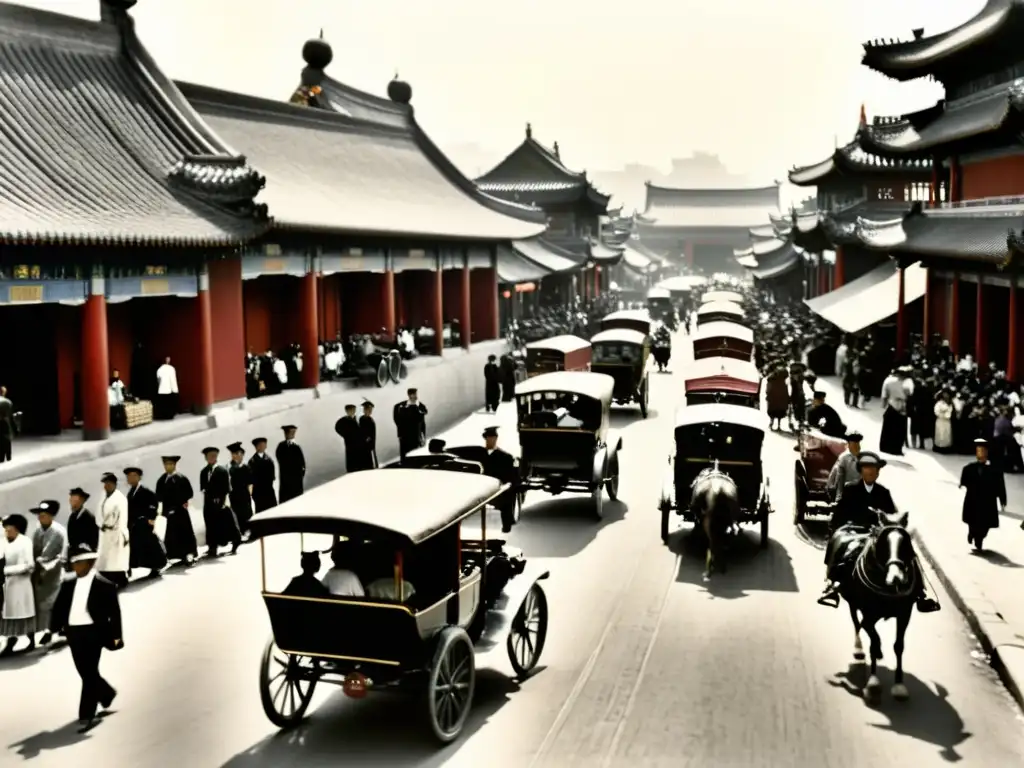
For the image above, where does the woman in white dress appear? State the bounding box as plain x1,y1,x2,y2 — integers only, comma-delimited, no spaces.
1,514,37,655
933,392,954,453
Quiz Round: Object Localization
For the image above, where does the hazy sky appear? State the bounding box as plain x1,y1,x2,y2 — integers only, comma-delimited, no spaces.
19,0,983,181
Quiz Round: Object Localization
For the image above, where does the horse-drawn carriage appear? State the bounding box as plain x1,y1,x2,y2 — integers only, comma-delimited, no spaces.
599,309,652,335
690,321,754,362
651,323,672,372
590,326,651,417
525,335,591,378
646,287,676,329
658,403,772,547
700,290,743,305
515,372,623,519
793,428,847,524
347,337,404,387
683,357,761,407
248,468,549,744
696,301,746,328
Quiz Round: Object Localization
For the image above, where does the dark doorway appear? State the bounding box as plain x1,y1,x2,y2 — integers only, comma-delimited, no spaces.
0,304,60,434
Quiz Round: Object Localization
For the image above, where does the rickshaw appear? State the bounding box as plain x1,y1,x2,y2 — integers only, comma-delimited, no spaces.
516,371,623,519
793,427,847,524
696,301,746,328
658,403,772,546
691,321,755,361
248,468,550,744
589,328,651,417
700,290,743,305
683,357,761,407
651,322,672,372
525,335,591,378
599,309,653,336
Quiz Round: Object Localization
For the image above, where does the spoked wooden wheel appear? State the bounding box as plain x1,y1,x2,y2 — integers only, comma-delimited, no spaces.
375,360,389,387
606,455,620,501
259,637,318,728
387,351,402,383
507,584,548,679
426,628,476,743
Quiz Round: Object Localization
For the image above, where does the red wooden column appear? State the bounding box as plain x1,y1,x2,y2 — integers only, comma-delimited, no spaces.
949,274,960,354
975,279,988,366
593,266,601,297
833,246,845,288
195,264,216,411
895,265,907,357
298,258,319,388
1008,280,1019,381
817,260,828,295
430,264,444,356
485,255,500,340
81,268,110,440
381,264,396,338
922,272,931,339
949,156,959,204
460,253,472,349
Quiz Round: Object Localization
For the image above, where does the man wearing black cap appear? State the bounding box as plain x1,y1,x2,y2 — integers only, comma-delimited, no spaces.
123,467,166,576
499,351,517,402
826,432,863,503
334,404,367,473
394,388,428,464
227,442,254,538
484,354,501,412
199,447,238,556
248,438,277,513
959,438,1007,551
479,426,519,533
96,473,130,588
155,456,197,566
360,399,378,469
276,426,306,503
66,487,99,559
29,500,66,645
806,390,845,438
50,542,123,732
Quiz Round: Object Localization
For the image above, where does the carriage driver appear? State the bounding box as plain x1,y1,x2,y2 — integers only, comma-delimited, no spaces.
818,452,940,613
826,431,863,503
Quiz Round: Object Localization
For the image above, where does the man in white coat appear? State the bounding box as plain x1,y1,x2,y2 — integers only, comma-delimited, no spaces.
96,473,130,589
155,356,179,421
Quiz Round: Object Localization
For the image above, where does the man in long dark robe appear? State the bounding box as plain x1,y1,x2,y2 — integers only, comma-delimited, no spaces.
484,355,501,412
499,353,517,402
227,442,254,538
123,467,166,576
806,390,846,438
66,488,99,558
394,388,428,463
479,426,519,533
879,367,908,455
248,437,277,513
959,438,1007,551
360,399,378,468
334,404,366,473
276,425,306,503
199,447,238,557
155,456,197,566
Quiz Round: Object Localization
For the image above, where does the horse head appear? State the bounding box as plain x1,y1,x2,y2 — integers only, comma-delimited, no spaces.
868,509,915,591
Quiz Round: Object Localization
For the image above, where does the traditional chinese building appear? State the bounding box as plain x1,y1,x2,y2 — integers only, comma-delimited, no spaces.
475,125,618,300
0,0,269,438
846,0,1024,372
636,182,781,274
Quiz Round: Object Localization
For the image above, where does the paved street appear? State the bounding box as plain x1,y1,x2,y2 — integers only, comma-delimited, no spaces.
2,334,1023,768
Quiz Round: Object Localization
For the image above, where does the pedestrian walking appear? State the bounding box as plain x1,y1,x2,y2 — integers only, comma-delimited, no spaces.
96,473,130,588
199,447,239,557
124,467,167,577
361,399,378,468
30,500,67,647
248,438,277,513
0,514,36,655
276,425,306,503
959,438,1007,551
334,404,367,472
394,388,428,463
227,442,254,538
484,354,501,412
155,456,197,566
50,542,123,733
0,387,14,462
499,352,517,402
66,487,99,571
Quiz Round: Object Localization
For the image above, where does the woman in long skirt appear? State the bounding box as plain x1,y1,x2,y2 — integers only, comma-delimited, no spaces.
1,515,37,655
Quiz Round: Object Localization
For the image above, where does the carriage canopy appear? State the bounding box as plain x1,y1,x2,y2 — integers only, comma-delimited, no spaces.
700,290,743,305
599,309,652,335
697,301,745,319
691,321,754,344
247,469,503,546
515,371,615,405
590,328,648,347
526,335,590,354
646,287,671,300
683,357,760,395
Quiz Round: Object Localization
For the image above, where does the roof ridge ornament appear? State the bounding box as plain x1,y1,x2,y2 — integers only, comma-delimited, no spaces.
525,122,532,139
302,33,333,72
387,74,412,105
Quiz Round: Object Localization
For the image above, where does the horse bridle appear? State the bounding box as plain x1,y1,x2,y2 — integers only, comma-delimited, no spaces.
853,525,918,598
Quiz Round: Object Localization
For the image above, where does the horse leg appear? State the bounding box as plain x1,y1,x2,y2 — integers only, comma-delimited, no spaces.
861,618,883,705
849,603,864,661
702,515,713,581
891,609,911,701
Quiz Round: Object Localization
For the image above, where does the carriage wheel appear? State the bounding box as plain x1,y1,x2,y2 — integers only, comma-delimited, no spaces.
387,352,401,384
426,627,476,743
759,500,770,549
793,472,807,525
592,482,604,520
639,383,649,419
375,360,388,388
606,455,620,501
659,504,670,544
507,584,548,679
259,637,318,729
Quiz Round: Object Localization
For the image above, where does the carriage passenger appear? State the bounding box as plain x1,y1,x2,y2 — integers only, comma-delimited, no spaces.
806,391,845,438
321,541,365,597
826,432,862,502
284,552,329,597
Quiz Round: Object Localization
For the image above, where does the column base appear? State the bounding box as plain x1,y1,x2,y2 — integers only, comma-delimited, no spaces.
82,427,110,441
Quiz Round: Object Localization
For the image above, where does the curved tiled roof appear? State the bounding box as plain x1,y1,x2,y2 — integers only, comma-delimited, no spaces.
789,140,932,186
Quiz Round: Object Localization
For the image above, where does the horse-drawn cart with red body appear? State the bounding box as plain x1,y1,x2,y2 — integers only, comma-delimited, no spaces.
793,428,847,524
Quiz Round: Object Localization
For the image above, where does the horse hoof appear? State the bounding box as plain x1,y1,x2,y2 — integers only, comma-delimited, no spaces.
891,683,909,701
863,676,881,705
702,572,711,583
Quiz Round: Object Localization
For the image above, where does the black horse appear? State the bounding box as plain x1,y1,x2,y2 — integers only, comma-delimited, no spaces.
836,510,917,705
689,463,739,580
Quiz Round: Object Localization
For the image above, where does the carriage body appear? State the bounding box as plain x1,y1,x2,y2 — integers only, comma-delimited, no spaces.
515,372,623,519
248,469,550,743
683,357,761,408
599,309,653,336
696,300,746,328
525,335,592,378
793,427,847,523
646,288,675,327
691,321,754,362
700,290,743,305
590,328,651,416
658,404,772,546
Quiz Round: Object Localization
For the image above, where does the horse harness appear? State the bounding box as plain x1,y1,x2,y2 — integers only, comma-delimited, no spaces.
851,525,918,599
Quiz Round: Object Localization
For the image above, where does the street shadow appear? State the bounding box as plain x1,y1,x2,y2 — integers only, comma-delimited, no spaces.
795,519,830,550
828,663,971,762
513,497,627,558
7,719,94,759
670,528,798,598
0,639,65,670
968,549,1022,568
119,572,165,594
220,669,517,768
609,409,655,429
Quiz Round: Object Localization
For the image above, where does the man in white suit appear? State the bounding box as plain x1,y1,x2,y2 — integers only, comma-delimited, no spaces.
155,356,179,420
96,473,130,588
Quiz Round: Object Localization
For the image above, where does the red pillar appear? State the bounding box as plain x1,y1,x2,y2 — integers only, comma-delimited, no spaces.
949,274,960,354
922,270,931,339
381,268,396,338
593,266,601,297
195,266,215,412
895,266,907,358
486,264,499,340
975,280,988,366
460,261,472,349
299,267,319,388
949,156,959,204
431,268,444,356
1008,281,1019,381
817,261,828,295
81,271,110,440
834,246,845,288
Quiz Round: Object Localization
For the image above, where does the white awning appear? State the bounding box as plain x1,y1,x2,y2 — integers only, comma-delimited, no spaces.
805,260,927,333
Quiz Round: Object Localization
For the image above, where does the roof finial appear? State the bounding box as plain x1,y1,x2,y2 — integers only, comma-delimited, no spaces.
319,28,324,39
859,103,867,127
525,122,532,139
553,140,560,158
